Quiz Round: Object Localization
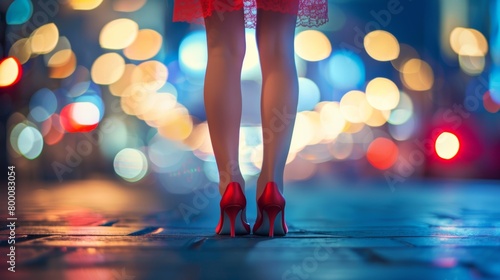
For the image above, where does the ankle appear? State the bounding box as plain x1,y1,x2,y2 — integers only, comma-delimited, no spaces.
219,175,245,195
256,176,283,198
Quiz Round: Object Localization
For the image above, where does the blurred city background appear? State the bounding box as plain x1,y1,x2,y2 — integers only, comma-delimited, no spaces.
1,0,500,193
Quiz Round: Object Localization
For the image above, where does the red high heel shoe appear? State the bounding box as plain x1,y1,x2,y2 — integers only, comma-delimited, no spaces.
253,182,288,237
215,182,250,237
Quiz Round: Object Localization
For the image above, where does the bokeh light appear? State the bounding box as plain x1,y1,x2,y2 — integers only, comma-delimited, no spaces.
317,101,346,141
295,30,332,62
49,50,77,79
366,78,400,111
0,57,22,87
41,114,65,146
326,50,365,91
242,29,260,80
113,0,147,12
483,91,500,113
6,0,33,25
366,137,399,170
17,126,44,160
297,78,321,112
459,54,485,75
113,148,148,182
388,91,414,125
435,132,460,160
179,31,207,79
69,0,104,10
60,102,100,133
450,27,488,56
132,60,168,91
364,30,400,61
400,59,434,91
392,44,419,71
339,90,373,123
99,18,139,50
91,53,125,85
8,38,31,64
29,88,58,122
124,29,163,60
364,108,390,127
30,23,59,54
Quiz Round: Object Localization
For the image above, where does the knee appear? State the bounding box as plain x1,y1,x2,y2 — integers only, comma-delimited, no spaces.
257,38,295,67
207,39,246,64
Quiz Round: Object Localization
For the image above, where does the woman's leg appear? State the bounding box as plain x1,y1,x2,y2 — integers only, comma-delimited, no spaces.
204,10,246,195
255,8,299,199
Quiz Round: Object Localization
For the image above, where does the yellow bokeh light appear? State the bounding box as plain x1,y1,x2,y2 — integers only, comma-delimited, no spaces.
143,94,178,127
364,108,390,127
342,122,365,134
120,84,152,115
9,38,31,64
339,90,373,123
157,109,193,141
183,123,207,151
0,58,20,87
459,54,485,76
49,50,77,79
328,133,353,160
69,0,104,10
91,53,125,85
400,59,434,91
44,36,71,66
450,27,488,56
364,30,400,61
30,23,59,54
47,49,73,67
435,132,460,160
132,60,168,91
317,101,347,141
392,43,419,72
366,78,400,111
294,30,332,62
302,111,324,145
109,64,137,96
113,0,147,12
99,18,139,50
124,29,163,61
290,112,314,153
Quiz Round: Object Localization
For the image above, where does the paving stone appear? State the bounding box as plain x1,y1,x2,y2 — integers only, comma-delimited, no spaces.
200,237,405,249
395,236,500,247
0,226,153,236
0,234,28,245
18,235,193,248
371,247,498,264
2,178,500,280
14,247,56,265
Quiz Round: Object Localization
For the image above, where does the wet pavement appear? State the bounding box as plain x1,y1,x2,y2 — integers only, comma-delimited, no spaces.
1,178,500,280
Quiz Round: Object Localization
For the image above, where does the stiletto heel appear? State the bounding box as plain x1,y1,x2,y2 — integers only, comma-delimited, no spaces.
264,205,282,237
216,182,250,237
253,182,288,237
224,206,242,237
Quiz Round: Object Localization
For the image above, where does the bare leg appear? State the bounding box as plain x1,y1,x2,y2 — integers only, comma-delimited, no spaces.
204,11,246,195
256,8,299,199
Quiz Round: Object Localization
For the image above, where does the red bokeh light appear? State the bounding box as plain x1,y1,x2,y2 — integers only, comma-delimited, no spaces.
0,57,22,87
367,137,399,170
60,103,99,133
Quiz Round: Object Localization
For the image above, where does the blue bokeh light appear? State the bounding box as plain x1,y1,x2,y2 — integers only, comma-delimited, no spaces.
326,50,366,92
6,0,33,25
179,31,207,80
298,78,321,112
29,88,58,122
